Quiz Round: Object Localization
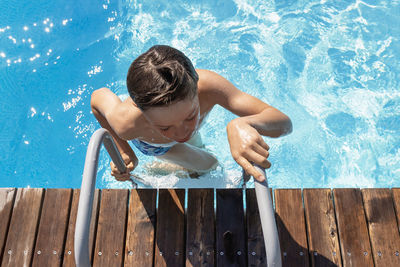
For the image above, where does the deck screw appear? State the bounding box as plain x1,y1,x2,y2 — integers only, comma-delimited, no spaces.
283,252,287,257
115,251,119,256
159,252,163,256
395,251,399,256
252,252,256,256
24,250,28,255
314,252,318,256
53,250,57,255
333,252,336,256
347,251,351,256
128,251,133,256
175,251,179,256
206,251,211,256
7,250,12,255
98,252,102,256
378,251,382,257
37,250,41,255
189,251,193,256
145,251,150,256
220,252,224,256
237,251,242,255
299,251,304,256
363,251,368,256
68,251,72,255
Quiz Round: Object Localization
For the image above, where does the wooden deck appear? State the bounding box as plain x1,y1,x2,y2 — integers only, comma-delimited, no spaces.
0,188,400,266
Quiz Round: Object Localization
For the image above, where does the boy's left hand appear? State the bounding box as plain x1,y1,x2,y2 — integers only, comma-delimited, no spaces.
226,118,271,182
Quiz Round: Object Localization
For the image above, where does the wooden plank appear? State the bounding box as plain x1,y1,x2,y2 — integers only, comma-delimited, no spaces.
362,188,400,266
393,188,400,234
93,189,129,267
154,189,185,267
125,189,156,267
186,189,214,267
32,189,72,267
303,189,342,266
333,189,374,266
246,188,266,267
62,189,100,267
274,189,309,267
216,189,246,266
0,188,16,263
1,188,44,267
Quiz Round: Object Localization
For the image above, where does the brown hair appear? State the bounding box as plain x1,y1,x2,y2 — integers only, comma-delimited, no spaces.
126,45,199,110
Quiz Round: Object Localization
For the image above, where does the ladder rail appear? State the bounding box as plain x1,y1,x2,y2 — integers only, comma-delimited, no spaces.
75,128,282,266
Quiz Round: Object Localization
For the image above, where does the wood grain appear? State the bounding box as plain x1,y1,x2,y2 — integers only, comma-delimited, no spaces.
333,188,373,266
216,189,246,267
186,189,214,267
125,189,156,267
275,189,309,267
32,189,72,267
362,189,400,266
1,188,44,267
154,189,185,267
303,189,342,266
93,189,129,267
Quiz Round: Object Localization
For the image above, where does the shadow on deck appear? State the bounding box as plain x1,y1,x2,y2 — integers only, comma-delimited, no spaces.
0,187,399,266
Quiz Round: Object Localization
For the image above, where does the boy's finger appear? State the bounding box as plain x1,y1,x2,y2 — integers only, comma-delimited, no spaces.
257,138,270,151
244,150,271,170
252,143,270,159
236,157,265,182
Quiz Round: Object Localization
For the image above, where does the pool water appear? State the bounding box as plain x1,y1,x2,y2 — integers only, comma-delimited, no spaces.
0,0,399,189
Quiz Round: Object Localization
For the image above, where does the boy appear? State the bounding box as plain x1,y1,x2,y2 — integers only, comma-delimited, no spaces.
91,45,292,182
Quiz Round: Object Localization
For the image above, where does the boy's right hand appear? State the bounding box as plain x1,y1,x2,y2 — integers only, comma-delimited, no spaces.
110,153,138,181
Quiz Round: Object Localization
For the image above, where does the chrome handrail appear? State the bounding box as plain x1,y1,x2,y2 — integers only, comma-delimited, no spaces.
74,128,126,267
252,166,282,267
75,128,281,266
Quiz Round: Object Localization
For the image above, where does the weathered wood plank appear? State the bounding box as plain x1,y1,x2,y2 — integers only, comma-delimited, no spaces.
333,189,373,266
1,188,44,267
154,189,185,267
0,188,16,263
93,189,129,267
393,188,400,234
186,189,214,267
125,189,156,267
62,189,100,267
216,189,246,267
362,189,400,266
32,189,72,267
303,189,342,266
246,188,266,267
275,189,309,267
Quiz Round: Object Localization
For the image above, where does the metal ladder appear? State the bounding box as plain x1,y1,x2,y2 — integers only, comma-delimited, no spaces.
74,128,282,266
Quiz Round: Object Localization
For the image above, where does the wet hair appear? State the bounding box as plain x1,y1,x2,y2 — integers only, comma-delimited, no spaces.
126,45,199,110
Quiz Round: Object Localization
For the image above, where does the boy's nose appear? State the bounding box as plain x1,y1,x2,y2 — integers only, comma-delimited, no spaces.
175,125,190,139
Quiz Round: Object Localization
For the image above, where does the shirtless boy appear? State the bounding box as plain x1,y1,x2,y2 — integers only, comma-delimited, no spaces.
90,45,292,182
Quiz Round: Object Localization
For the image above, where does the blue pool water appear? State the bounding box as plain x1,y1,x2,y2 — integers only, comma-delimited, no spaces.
0,0,399,189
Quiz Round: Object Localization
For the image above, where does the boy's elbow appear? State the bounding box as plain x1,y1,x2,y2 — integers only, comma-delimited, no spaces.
91,87,108,109
271,117,292,138
283,117,293,135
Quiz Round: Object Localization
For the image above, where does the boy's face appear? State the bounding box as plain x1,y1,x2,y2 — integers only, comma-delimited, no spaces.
143,95,200,142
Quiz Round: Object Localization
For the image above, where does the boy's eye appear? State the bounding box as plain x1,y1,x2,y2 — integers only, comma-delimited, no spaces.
186,113,197,121
160,127,170,131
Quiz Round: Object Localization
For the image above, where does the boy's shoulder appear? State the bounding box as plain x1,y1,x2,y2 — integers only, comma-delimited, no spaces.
111,97,145,140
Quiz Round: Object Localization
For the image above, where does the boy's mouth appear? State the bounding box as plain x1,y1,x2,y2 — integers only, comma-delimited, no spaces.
176,132,193,143
177,136,190,143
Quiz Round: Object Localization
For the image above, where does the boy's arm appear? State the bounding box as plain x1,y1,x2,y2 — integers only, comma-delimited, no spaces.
90,88,138,178
198,69,293,181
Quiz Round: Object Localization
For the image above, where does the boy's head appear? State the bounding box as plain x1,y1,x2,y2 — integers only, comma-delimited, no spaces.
127,45,199,110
